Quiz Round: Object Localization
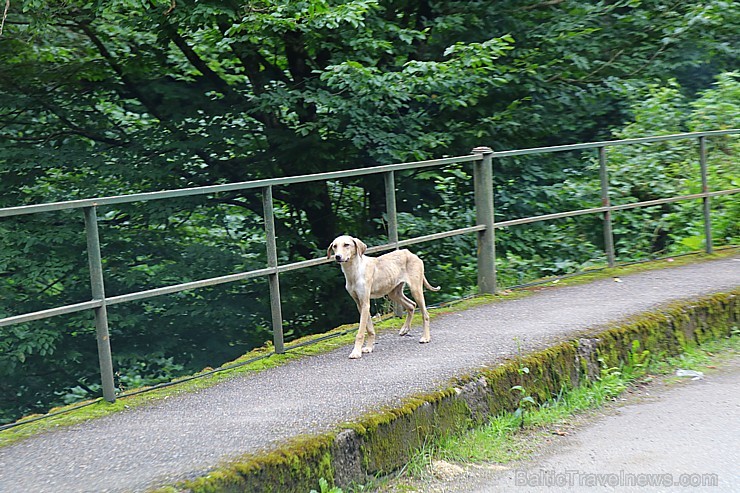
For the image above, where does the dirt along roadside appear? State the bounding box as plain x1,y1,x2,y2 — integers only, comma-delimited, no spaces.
386,350,739,493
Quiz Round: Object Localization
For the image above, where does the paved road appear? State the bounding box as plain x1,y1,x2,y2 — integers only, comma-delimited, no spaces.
424,356,740,493
0,256,738,492
476,358,740,492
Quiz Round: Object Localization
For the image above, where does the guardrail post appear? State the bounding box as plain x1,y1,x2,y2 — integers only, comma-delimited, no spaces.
384,171,404,316
384,171,399,248
472,147,496,294
262,185,285,354
598,146,616,267
698,136,713,254
83,206,116,403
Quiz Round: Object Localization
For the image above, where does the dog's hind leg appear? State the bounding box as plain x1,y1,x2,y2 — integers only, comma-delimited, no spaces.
408,282,431,343
388,284,416,336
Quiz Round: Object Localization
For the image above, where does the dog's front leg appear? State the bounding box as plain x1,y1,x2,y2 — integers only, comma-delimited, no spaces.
350,301,372,359
363,315,376,354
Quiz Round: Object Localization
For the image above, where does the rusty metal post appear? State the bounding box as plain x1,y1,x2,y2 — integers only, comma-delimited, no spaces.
472,147,497,294
83,206,116,403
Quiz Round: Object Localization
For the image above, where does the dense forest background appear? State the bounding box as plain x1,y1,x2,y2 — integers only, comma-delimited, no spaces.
0,0,738,423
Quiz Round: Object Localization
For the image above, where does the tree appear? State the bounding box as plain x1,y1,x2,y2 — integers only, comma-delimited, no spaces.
603,72,739,256
1,0,737,422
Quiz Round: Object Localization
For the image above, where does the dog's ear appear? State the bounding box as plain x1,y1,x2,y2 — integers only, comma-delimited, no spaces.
353,238,367,257
326,243,334,260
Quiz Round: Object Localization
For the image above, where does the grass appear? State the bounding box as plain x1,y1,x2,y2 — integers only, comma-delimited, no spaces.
383,330,739,491
1,248,736,448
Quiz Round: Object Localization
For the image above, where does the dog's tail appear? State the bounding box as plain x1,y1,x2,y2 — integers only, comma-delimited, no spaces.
424,276,441,291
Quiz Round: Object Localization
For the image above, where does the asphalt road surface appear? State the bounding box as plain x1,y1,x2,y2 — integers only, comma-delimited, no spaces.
481,358,740,492
416,355,739,493
0,256,738,492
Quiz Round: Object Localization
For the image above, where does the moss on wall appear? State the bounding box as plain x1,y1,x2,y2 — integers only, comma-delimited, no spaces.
169,434,336,493
159,290,738,493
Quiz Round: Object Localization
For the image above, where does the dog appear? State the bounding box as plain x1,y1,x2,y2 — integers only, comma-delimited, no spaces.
327,235,440,359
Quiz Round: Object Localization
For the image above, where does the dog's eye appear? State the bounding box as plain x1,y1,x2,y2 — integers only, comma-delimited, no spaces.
344,243,351,247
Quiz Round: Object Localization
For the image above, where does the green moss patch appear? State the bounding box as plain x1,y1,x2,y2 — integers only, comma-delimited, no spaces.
164,434,337,493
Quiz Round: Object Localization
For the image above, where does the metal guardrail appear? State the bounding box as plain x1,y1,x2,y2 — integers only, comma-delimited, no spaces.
1,129,738,402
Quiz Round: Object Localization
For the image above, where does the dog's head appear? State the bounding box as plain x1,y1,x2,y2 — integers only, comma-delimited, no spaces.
327,235,367,263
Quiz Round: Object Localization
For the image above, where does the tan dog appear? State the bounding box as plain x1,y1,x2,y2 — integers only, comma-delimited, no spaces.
327,235,440,359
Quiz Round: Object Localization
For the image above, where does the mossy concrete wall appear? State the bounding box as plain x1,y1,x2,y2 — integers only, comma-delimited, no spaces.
160,290,738,493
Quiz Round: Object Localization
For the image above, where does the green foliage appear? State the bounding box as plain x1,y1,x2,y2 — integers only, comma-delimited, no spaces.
509,338,536,428
310,477,343,493
601,73,739,257
1,0,738,423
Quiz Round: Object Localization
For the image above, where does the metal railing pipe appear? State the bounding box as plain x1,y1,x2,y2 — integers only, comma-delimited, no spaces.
0,300,104,328
1,130,734,220
105,267,275,306
489,129,738,159
0,155,480,219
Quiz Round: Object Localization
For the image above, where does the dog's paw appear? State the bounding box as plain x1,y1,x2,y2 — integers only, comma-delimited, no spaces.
398,326,410,336
349,350,363,359
418,336,431,344
362,346,373,353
